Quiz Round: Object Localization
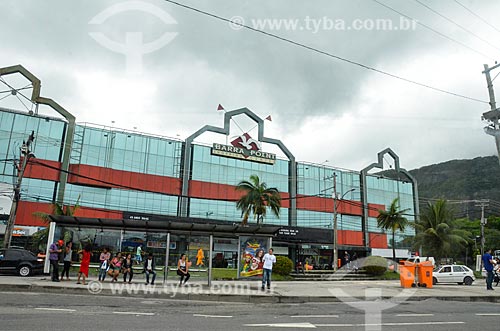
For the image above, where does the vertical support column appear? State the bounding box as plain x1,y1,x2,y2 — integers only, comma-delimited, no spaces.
44,222,56,273
236,236,241,279
288,158,297,226
333,173,339,272
164,232,170,285
208,234,213,287
119,230,124,252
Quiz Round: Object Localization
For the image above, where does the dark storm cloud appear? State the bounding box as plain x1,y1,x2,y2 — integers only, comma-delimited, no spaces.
1,0,498,169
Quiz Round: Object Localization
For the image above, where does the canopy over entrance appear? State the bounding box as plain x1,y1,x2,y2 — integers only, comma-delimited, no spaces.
48,215,281,237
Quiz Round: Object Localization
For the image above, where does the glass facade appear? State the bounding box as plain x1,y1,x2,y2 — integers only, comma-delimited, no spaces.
72,124,182,177
297,163,361,200
191,144,289,191
365,175,416,248
0,109,65,176
0,107,418,254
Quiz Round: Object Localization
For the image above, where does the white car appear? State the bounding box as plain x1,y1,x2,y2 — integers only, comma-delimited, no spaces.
432,265,475,285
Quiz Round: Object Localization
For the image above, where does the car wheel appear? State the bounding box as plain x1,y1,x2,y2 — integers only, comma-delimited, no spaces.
18,265,32,277
464,277,473,286
432,277,437,285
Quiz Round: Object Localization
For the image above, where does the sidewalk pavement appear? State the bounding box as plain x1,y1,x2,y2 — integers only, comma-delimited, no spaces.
1,275,500,303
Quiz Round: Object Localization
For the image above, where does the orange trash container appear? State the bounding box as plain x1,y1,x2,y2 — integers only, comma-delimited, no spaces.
416,261,433,288
399,261,416,288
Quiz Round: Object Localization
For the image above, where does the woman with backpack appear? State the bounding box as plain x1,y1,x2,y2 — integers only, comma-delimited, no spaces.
98,247,111,282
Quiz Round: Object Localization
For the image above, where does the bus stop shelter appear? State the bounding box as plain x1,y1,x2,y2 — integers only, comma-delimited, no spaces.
46,214,281,286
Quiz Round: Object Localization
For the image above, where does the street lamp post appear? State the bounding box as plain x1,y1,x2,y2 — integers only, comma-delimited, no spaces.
333,172,355,272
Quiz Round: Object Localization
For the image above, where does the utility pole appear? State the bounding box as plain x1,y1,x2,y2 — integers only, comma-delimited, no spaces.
482,63,500,164
332,173,339,272
330,172,355,272
3,131,35,248
475,199,489,267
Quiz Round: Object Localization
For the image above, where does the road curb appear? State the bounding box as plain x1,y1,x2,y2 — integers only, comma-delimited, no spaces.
2,284,500,303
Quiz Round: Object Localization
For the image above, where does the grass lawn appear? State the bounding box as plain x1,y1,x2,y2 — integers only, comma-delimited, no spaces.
211,268,293,281
375,271,402,280
63,266,291,281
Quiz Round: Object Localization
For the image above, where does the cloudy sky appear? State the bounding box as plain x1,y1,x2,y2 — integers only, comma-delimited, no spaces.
1,0,500,177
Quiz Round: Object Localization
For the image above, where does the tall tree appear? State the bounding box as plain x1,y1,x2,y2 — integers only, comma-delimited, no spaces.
235,175,281,225
377,198,409,264
413,199,470,262
31,198,80,251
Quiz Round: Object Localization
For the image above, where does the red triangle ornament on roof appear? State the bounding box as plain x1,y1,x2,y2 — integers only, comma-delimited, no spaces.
217,104,225,111
265,115,272,121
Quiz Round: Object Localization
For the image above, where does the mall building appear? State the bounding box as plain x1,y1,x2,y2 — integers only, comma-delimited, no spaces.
0,66,418,268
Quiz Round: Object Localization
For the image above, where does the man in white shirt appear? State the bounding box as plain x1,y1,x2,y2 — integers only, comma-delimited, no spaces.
261,248,276,290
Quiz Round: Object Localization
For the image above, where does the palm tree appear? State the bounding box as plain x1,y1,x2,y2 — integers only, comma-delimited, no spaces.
377,198,409,265
413,199,470,262
31,197,80,251
235,175,281,225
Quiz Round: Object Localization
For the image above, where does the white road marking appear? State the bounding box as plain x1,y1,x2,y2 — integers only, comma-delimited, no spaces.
396,313,434,317
476,313,500,316
193,314,233,318
291,315,339,318
113,311,154,316
316,321,465,327
244,322,316,328
35,308,76,312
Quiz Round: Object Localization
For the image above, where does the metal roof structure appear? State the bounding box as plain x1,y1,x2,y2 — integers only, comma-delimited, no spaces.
48,215,281,237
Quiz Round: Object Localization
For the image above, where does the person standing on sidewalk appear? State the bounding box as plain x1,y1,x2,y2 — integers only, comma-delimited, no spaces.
49,240,63,282
60,241,72,281
76,244,92,285
483,248,496,290
135,244,143,265
98,247,111,282
261,248,276,290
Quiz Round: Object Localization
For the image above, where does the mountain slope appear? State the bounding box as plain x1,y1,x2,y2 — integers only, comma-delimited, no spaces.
409,155,500,218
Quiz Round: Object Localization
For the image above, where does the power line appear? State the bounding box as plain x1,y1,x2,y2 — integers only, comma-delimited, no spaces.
162,0,488,105
413,0,500,53
372,0,496,61
453,0,500,35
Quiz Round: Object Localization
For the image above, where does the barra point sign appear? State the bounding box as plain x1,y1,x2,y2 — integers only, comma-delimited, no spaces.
211,133,276,164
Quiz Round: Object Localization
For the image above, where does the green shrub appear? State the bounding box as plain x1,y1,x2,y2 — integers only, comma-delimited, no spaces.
361,255,388,276
273,256,293,276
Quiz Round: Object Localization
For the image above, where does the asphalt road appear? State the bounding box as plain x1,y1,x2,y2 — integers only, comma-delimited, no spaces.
1,291,500,330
